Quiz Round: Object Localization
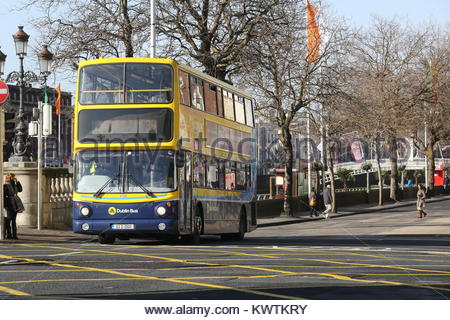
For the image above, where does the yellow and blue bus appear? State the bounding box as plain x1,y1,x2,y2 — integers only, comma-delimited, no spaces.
72,57,257,244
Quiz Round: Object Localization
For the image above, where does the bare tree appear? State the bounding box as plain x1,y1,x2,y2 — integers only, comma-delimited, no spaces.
157,0,280,82
239,1,351,216
348,16,430,202
409,27,450,192
19,0,151,70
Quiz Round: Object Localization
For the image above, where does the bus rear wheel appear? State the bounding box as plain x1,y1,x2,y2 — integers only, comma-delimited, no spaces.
222,209,246,241
98,234,115,244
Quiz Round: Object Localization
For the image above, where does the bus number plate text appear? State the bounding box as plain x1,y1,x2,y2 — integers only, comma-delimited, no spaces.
111,224,135,230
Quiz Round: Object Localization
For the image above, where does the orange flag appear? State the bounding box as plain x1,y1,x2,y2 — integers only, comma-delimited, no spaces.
306,0,320,63
55,83,61,115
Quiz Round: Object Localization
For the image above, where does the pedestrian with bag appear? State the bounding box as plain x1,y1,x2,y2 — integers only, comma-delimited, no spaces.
309,187,319,217
3,174,20,239
321,183,333,219
416,184,428,219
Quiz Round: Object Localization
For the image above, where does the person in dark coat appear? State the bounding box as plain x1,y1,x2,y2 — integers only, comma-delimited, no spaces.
321,184,333,219
4,174,20,239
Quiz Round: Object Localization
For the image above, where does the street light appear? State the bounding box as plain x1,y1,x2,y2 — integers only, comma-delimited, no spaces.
13,26,29,56
5,26,54,162
38,45,54,79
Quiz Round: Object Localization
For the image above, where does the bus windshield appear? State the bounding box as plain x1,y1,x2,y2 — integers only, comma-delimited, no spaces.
78,108,172,143
75,150,176,194
79,63,173,105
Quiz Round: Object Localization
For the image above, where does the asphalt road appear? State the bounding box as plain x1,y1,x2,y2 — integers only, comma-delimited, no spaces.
0,200,449,300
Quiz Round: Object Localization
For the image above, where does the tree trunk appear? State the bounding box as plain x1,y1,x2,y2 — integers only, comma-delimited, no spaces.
327,143,337,213
366,171,370,193
401,173,405,191
204,62,228,82
426,144,436,194
281,127,293,217
375,137,384,206
315,169,321,208
120,0,134,57
389,136,399,201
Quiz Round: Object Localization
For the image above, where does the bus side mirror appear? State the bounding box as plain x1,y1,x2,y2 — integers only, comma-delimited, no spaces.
176,151,185,168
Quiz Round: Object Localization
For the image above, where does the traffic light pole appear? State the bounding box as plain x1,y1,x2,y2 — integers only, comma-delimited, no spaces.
37,101,43,230
30,101,51,230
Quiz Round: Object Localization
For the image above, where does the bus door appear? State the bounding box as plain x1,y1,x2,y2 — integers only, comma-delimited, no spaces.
179,151,193,233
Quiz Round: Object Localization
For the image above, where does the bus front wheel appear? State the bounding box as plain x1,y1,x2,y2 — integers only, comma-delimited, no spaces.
98,234,115,244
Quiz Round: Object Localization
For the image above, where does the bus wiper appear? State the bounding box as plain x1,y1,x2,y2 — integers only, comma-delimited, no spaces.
93,174,120,198
127,174,155,197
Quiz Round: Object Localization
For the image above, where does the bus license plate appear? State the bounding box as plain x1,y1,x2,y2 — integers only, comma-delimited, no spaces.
111,224,135,230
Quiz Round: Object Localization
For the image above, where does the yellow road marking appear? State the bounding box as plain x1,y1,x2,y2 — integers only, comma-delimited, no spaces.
291,257,450,275
0,274,283,286
164,247,278,259
0,285,30,296
18,244,295,275
0,251,301,300
15,244,450,294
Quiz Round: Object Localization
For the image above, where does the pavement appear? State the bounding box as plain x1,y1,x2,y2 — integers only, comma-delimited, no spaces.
2,194,450,243
258,194,450,227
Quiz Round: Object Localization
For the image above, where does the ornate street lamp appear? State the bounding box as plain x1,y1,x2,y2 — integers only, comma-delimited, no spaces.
5,26,53,162
38,45,53,78
13,26,29,56
37,45,54,102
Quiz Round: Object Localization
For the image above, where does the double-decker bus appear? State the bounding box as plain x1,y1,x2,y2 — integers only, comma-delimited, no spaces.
72,57,257,244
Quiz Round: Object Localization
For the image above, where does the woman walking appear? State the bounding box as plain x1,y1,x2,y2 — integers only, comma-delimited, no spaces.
3,174,19,239
416,184,427,219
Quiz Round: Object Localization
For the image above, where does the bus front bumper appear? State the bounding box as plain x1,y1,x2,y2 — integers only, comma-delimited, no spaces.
73,218,178,237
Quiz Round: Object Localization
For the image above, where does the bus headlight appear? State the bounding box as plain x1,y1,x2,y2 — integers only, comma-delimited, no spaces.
82,223,90,231
80,206,91,217
156,206,167,216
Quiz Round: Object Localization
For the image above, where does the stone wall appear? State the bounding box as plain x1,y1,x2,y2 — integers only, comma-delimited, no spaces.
4,162,73,229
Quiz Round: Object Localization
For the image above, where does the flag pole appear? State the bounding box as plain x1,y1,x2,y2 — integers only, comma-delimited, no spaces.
58,112,61,166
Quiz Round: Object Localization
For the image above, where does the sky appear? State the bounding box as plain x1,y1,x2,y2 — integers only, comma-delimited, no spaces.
0,0,449,95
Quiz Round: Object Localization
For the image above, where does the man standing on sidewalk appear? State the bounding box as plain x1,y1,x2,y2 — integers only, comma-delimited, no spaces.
321,184,332,219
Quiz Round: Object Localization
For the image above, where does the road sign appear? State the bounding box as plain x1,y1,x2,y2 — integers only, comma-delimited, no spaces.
0,80,9,105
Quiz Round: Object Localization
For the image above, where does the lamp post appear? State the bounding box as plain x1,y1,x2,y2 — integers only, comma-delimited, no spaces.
36,45,53,230
5,26,54,162
0,47,6,240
